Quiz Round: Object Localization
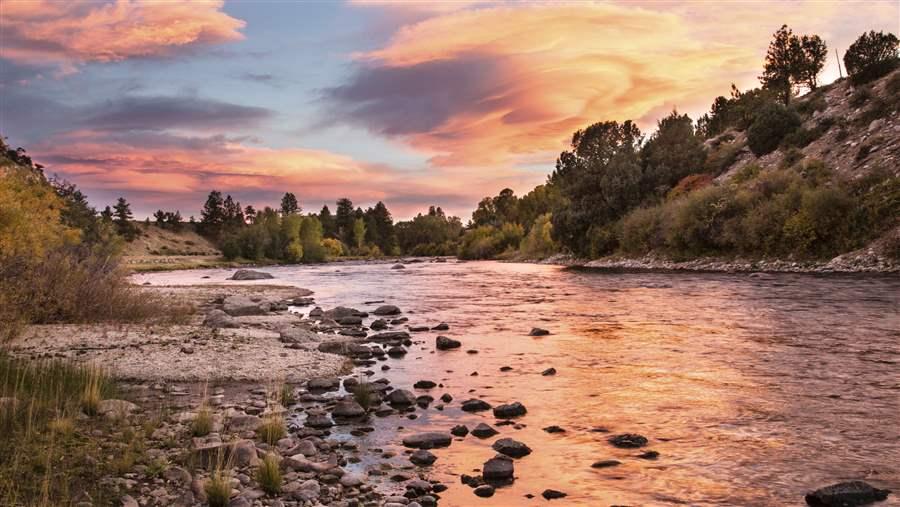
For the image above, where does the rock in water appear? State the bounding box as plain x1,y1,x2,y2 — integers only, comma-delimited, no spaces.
805,481,890,507
436,336,461,350
471,423,498,438
386,389,417,406
542,489,567,500
529,327,550,336
493,401,527,419
461,399,492,412
482,456,514,482
474,485,495,497
373,305,402,315
391,264,405,270
229,269,273,280
542,367,557,376
608,433,648,448
414,380,437,389
450,425,469,437
402,432,452,449
332,400,366,418
492,438,532,458
410,449,437,466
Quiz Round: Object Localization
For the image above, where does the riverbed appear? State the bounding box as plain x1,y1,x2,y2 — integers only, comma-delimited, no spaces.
136,260,900,506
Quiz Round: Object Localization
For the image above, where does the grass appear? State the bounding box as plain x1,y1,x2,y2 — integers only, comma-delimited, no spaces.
352,381,374,411
0,352,125,505
255,453,282,496
256,413,286,446
205,467,232,507
192,405,214,437
279,384,296,406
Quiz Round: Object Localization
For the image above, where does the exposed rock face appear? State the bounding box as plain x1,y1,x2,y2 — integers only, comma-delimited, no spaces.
492,438,532,458
436,336,461,350
804,481,891,507
493,402,527,419
229,269,274,280
373,305,402,315
202,309,238,328
402,432,452,449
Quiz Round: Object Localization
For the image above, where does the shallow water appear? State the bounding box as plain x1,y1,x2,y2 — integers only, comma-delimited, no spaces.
138,261,900,506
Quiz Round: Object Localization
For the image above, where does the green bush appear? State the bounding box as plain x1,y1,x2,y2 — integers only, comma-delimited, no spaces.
704,141,744,175
618,207,664,254
664,185,739,256
518,213,558,259
844,30,899,85
747,102,802,156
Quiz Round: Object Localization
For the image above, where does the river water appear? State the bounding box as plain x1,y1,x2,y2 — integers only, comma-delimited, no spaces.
138,261,900,506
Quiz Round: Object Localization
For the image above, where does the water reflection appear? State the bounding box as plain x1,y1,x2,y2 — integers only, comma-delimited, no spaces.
137,262,900,506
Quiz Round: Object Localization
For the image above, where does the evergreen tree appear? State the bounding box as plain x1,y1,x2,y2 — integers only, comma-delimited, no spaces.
113,197,137,240
244,205,257,224
200,190,225,238
844,30,900,84
335,198,355,246
319,205,336,238
760,25,827,104
280,192,300,216
369,201,396,254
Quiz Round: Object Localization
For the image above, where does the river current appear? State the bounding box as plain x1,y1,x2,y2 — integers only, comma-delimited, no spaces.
138,261,900,506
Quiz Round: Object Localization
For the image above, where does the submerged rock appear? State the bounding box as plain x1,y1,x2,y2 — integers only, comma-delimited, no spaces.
608,433,648,448
474,485,495,497
432,322,450,331
386,389,417,406
332,400,366,418
591,459,622,468
402,432,452,449
541,367,557,376
450,424,469,437
414,380,437,389
229,269,273,280
373,305,402,315
436,336,461,350
391,264,405,270
805,481,891,507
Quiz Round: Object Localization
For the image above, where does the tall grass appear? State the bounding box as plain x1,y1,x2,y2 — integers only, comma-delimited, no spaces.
255,453,282,495
352,381,374,411
256,413,286,446
0,353,116,504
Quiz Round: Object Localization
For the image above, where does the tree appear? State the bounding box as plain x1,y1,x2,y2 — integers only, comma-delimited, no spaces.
199,190,225,238
844,30,900,84
760,25,827,104
223,195,244,230
352,217,367,251
100,206,114,222
640,110,707,195
167,210,182,232
319,205,336,238
368,201,396,254
153,210,167,226
244,205,257,224
334,198,355,246
747,102,802,156
550,120,643,256
280,192,299,216
112,197,137,241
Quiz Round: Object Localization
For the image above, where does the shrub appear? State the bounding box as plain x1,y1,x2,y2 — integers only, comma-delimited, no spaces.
205,469,232,507
352,382,374,411
256,414,286,446
849,87,872,107
780,148,805,168
321,238,345,258
669,173,714,200
731,164,762,185
664,185,739,256
458,223,524,260
844,30,899,84
618,206,664,254
783,187,856,257
255,453,282,496
518,213,558,259
80,367,104,416
587,223,619,257
704,141,745,175
747,102,802,156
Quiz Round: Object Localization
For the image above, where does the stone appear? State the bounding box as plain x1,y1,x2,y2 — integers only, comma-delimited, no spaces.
435,336,461,350
223,296,266,316
279,327,319,344
332,400,366,418
324,306,365,320
432,322,450,330
307,377,340,391
370,319,388,330
373,305,402,316
474,485,495,498
440,393,453,403
541,367,557,376
338,316,363,326
228,414,262,432
410,449,437,466
529,327,550,336
804,481,890,507
591,459,622,468
229,269,273,280
121,495,139,507
542,489,567,500
461,399,491,412
493,402,527,419
413,380,436,389
608,433,648,448
492,438,532,458
97,399,137,418
450,425,469,437
387,346,407,357
402,432,452,449
638,450,659,460
232,440,259,468
370,331,412,342
386,389,416,406
340,472,366,488
482,456,514,482
391,264,405,269
543,425,565,434
203,309,238,328
471,423,498,438
304,414,333,428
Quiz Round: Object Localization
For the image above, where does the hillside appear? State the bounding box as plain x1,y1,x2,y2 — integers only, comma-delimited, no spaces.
121,222,227,271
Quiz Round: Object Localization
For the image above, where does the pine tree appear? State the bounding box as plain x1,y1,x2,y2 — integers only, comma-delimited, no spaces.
200,190,225,238
280,192,299,216
113,197,137,240
335,198,355,247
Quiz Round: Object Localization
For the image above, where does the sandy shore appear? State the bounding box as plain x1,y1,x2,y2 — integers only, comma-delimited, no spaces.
9,283,353,382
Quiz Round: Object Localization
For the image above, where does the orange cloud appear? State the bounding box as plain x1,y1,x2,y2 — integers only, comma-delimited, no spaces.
337,1,898,168
0,0,245,71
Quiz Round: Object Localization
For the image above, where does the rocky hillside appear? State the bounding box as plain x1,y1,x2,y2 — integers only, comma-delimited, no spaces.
123,222,220,257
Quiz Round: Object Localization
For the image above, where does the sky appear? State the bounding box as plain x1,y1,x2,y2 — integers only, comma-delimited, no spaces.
1,0,897,220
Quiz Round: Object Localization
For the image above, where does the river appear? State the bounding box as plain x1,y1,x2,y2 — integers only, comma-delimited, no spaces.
137,260,900,506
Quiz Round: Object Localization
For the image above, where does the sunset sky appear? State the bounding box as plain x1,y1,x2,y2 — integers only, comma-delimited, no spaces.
1,0,897,219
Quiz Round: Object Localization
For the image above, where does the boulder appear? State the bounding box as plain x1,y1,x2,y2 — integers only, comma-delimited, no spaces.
529,327,550,336
410,449,437,466
307,377,340,391
304,414,333,429
279,327,320,344
324,306,364,320
332,400,366,418
541,367,557,376
471,423,498,438
492,438,532,458
450,425,469,437
432,322,450,331
461,399,491,412
370,319,388,330
229,269,273,280
474,485,495,498
203,309,238,328
413,380,436,389
805,481,890,507
386,346,407,357
493,402,527,419
97,399,137,419
386,389,416,406
223,296,266,316
436,336,461,350
482,456,514,482
373,305,402,316
340,472,366,488
591,459,622,468
542,489,567,500
402,432,452,449
370,331,411,342
338,316,363,326
391,264,405,270
608,433,648,448
543,425,565,434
